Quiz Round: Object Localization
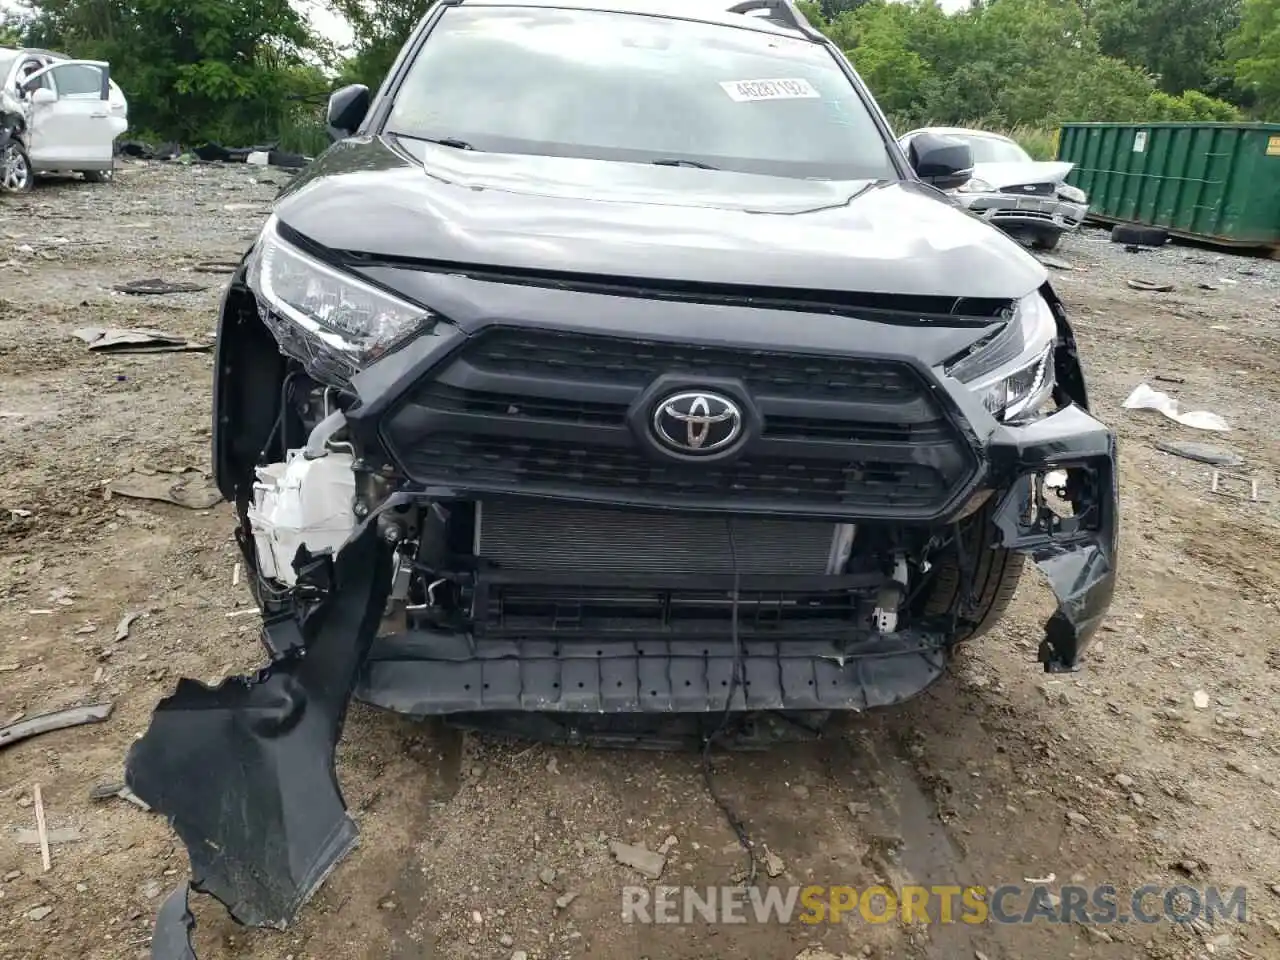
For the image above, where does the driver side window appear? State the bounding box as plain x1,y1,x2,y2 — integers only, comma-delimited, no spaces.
18,58,52,93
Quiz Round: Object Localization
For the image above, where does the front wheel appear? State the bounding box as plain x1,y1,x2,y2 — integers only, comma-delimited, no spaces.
1,140,33,193
916,496,1025,643
1031,231,1062,251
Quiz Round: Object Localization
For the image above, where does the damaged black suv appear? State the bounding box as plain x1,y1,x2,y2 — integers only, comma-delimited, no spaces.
127,0,1118,950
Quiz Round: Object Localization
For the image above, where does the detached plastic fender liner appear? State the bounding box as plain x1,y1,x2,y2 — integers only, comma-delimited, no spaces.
126,524,393,957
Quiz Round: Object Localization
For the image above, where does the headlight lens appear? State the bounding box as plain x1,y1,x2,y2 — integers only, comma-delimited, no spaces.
246,215,433,381
957,177,995,193
950,292,1058,423
1056,183,1087,203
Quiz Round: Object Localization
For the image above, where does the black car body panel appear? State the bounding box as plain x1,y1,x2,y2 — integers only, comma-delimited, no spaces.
277,136,1049,301
129,1,1119,955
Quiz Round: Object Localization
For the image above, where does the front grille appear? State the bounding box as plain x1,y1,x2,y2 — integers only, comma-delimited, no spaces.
476,499,839,575
464,329,919,400
381,327,978,519
1002,182,1055,196
410,434,947,509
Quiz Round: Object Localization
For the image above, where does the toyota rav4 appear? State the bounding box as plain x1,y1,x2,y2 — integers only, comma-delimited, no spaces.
127,0,1119,951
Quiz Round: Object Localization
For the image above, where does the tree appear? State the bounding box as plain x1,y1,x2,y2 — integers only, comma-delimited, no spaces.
1089,0,1241,95
1226,0,1280,116
328,0,436,89
21,0,328,147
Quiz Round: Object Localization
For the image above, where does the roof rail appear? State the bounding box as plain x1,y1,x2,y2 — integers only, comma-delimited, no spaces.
726,0,824,38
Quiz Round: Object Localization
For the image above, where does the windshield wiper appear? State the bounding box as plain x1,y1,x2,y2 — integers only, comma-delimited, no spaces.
420,136,476,150
652,158,718,170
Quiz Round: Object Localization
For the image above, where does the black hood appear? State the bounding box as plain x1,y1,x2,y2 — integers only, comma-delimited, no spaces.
275,136,1047,301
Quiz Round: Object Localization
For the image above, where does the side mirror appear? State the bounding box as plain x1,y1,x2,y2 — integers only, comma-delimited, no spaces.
906,132,974,192
326,84,370,141
30,87,56,105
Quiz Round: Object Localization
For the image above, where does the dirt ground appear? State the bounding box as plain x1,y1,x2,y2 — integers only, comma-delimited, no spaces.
2,161,1280,960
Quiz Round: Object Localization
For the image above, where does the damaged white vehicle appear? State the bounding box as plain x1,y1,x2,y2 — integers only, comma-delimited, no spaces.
0,47,128,192
899,126,1089,251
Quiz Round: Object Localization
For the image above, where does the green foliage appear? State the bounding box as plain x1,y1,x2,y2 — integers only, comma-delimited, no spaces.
1225,0,1280,117
20,0,330,148
1089,0,1241,95
804,0,1247,130
328,0,437,90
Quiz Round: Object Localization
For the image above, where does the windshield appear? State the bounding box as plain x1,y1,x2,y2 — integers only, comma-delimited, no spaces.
953,134,1032,164
386,7,897,181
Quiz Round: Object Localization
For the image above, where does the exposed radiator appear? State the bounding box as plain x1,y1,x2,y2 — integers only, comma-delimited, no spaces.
475,499,845,576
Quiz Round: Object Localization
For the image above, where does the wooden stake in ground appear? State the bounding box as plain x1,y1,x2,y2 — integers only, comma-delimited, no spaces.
33,783,51,872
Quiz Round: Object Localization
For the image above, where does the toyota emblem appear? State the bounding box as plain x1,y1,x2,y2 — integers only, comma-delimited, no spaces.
651,391,744,455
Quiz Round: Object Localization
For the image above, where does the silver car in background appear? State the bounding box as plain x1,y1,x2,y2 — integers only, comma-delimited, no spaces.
899,126,1088,251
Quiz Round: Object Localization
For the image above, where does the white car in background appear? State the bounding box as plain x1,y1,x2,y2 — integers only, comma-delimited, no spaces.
0,46,129,192
899,126,1089,251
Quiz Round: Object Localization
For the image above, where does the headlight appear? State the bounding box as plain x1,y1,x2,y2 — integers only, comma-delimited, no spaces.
949,292,1058,423
956,177,995,194
245,215,434,382
1056,183,1087,204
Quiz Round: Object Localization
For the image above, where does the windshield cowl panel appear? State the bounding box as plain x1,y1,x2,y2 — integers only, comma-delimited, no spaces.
383,7,897,183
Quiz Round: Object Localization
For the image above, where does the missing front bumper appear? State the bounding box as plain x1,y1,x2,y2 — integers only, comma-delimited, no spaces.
960,193,1089,232
131,409,1118,959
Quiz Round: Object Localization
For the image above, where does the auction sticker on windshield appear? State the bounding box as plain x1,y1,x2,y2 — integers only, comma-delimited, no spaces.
719,78,820,102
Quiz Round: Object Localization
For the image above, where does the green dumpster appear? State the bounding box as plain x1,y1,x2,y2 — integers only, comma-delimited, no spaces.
1056,122,1280,251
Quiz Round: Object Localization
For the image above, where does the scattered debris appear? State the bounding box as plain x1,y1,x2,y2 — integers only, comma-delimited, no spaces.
1126,278,1175,292
26,905,53,922
1024,873,1056,884
554,891,578,910
73,327,211,354
107,471,220,510
115,610,147,642
193,260,239,275
1123,383,1229,432
538,867,556,885
1154,440,1243,467
89,781,152,812
847,801,872,816
1210,471,1265,503
1066,810,1091,827
0,702,113,751
1037,254,1074,271
609,840,666,880
1193,690,1211,710
657,834,678,856
113,278,208,296
33,784,51,872
14,825,82,845
763,845,786,878
1115,773,1135,789
1153,375,1186,385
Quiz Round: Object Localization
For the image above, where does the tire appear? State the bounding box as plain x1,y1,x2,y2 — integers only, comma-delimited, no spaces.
1,139,33,193
917,494,1026,642
1110,223,1167,247
82,166,113,183
1031,231,1061,252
